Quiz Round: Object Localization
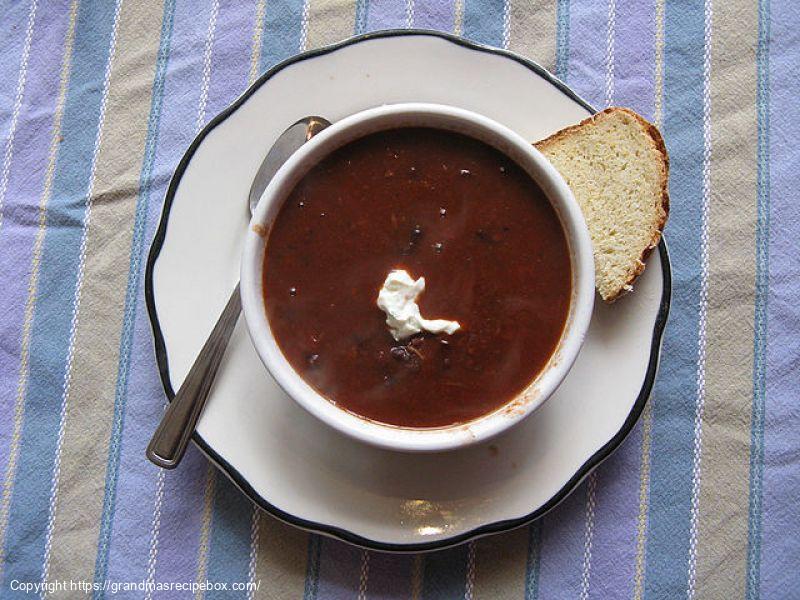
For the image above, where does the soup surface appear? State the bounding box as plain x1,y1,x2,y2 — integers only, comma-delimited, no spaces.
263,127,571,427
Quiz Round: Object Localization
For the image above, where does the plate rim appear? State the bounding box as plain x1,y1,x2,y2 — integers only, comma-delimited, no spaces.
144,28,672,552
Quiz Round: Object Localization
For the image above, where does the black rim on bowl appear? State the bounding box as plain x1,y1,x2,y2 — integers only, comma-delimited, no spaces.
144,29,672,553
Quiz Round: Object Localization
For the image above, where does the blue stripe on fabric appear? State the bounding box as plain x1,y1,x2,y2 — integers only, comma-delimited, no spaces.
746,0,771,597
555,0,570,81
0,0,119,588
260,0,306,72
642,1,706,598
524,522,542,600
563,0,605,109
536,483,588,599
463,0,505,47
421,544,469,600
204,2,258,121
91,0,177,593
205,478,252,599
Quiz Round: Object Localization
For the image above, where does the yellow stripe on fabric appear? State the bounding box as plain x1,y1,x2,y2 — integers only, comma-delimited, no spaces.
410,554,424,600
0,0,79,578
195,464,216,600
653,0,664,125
250,0,267,84
43,0,165,585
694,0,758,596
472,527,528,598
631,4,664,598
632,402,653,600
253,512,310,599
453,0,464,37
305,0,356,51
507,0,557,73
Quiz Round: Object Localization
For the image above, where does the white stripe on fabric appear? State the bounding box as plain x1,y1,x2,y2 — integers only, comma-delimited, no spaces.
687,0,713,596
247,510,260,600
143,469,165,600
0,0,37,234
464,540,476,600
502,0,511,49
580,473,598,600
406,0,414,29
300,0,310,51
604,0,616,107
39,0,124,588
577,6,612,598
148,3,222,587
245,20,264,597
0,0,79,580
196,0,220,134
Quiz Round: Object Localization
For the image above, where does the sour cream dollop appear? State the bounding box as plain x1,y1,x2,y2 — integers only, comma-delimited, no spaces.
377,269,461,341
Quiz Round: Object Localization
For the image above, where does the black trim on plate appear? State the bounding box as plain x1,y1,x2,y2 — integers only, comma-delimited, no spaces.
144,29,672,553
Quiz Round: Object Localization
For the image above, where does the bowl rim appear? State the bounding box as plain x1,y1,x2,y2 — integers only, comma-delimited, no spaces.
240,101,595,452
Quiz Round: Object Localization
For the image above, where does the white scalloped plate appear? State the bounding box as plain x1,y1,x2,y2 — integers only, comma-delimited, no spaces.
145,30,670,551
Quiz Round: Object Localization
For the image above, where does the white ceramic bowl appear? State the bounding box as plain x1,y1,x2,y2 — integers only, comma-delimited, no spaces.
241,103,594,452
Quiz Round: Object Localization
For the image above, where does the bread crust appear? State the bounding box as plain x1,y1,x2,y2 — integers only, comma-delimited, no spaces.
535,107,670,302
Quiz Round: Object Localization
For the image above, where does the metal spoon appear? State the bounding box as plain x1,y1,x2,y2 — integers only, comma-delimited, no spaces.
147,116,331,469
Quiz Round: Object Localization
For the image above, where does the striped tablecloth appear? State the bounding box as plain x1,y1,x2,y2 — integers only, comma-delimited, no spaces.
0,0,797,598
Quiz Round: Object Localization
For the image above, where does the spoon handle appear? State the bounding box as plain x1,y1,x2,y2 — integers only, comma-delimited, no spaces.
146,284,242,469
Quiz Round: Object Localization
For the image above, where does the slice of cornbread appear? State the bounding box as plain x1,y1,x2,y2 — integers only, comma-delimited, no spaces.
535,107,670,302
